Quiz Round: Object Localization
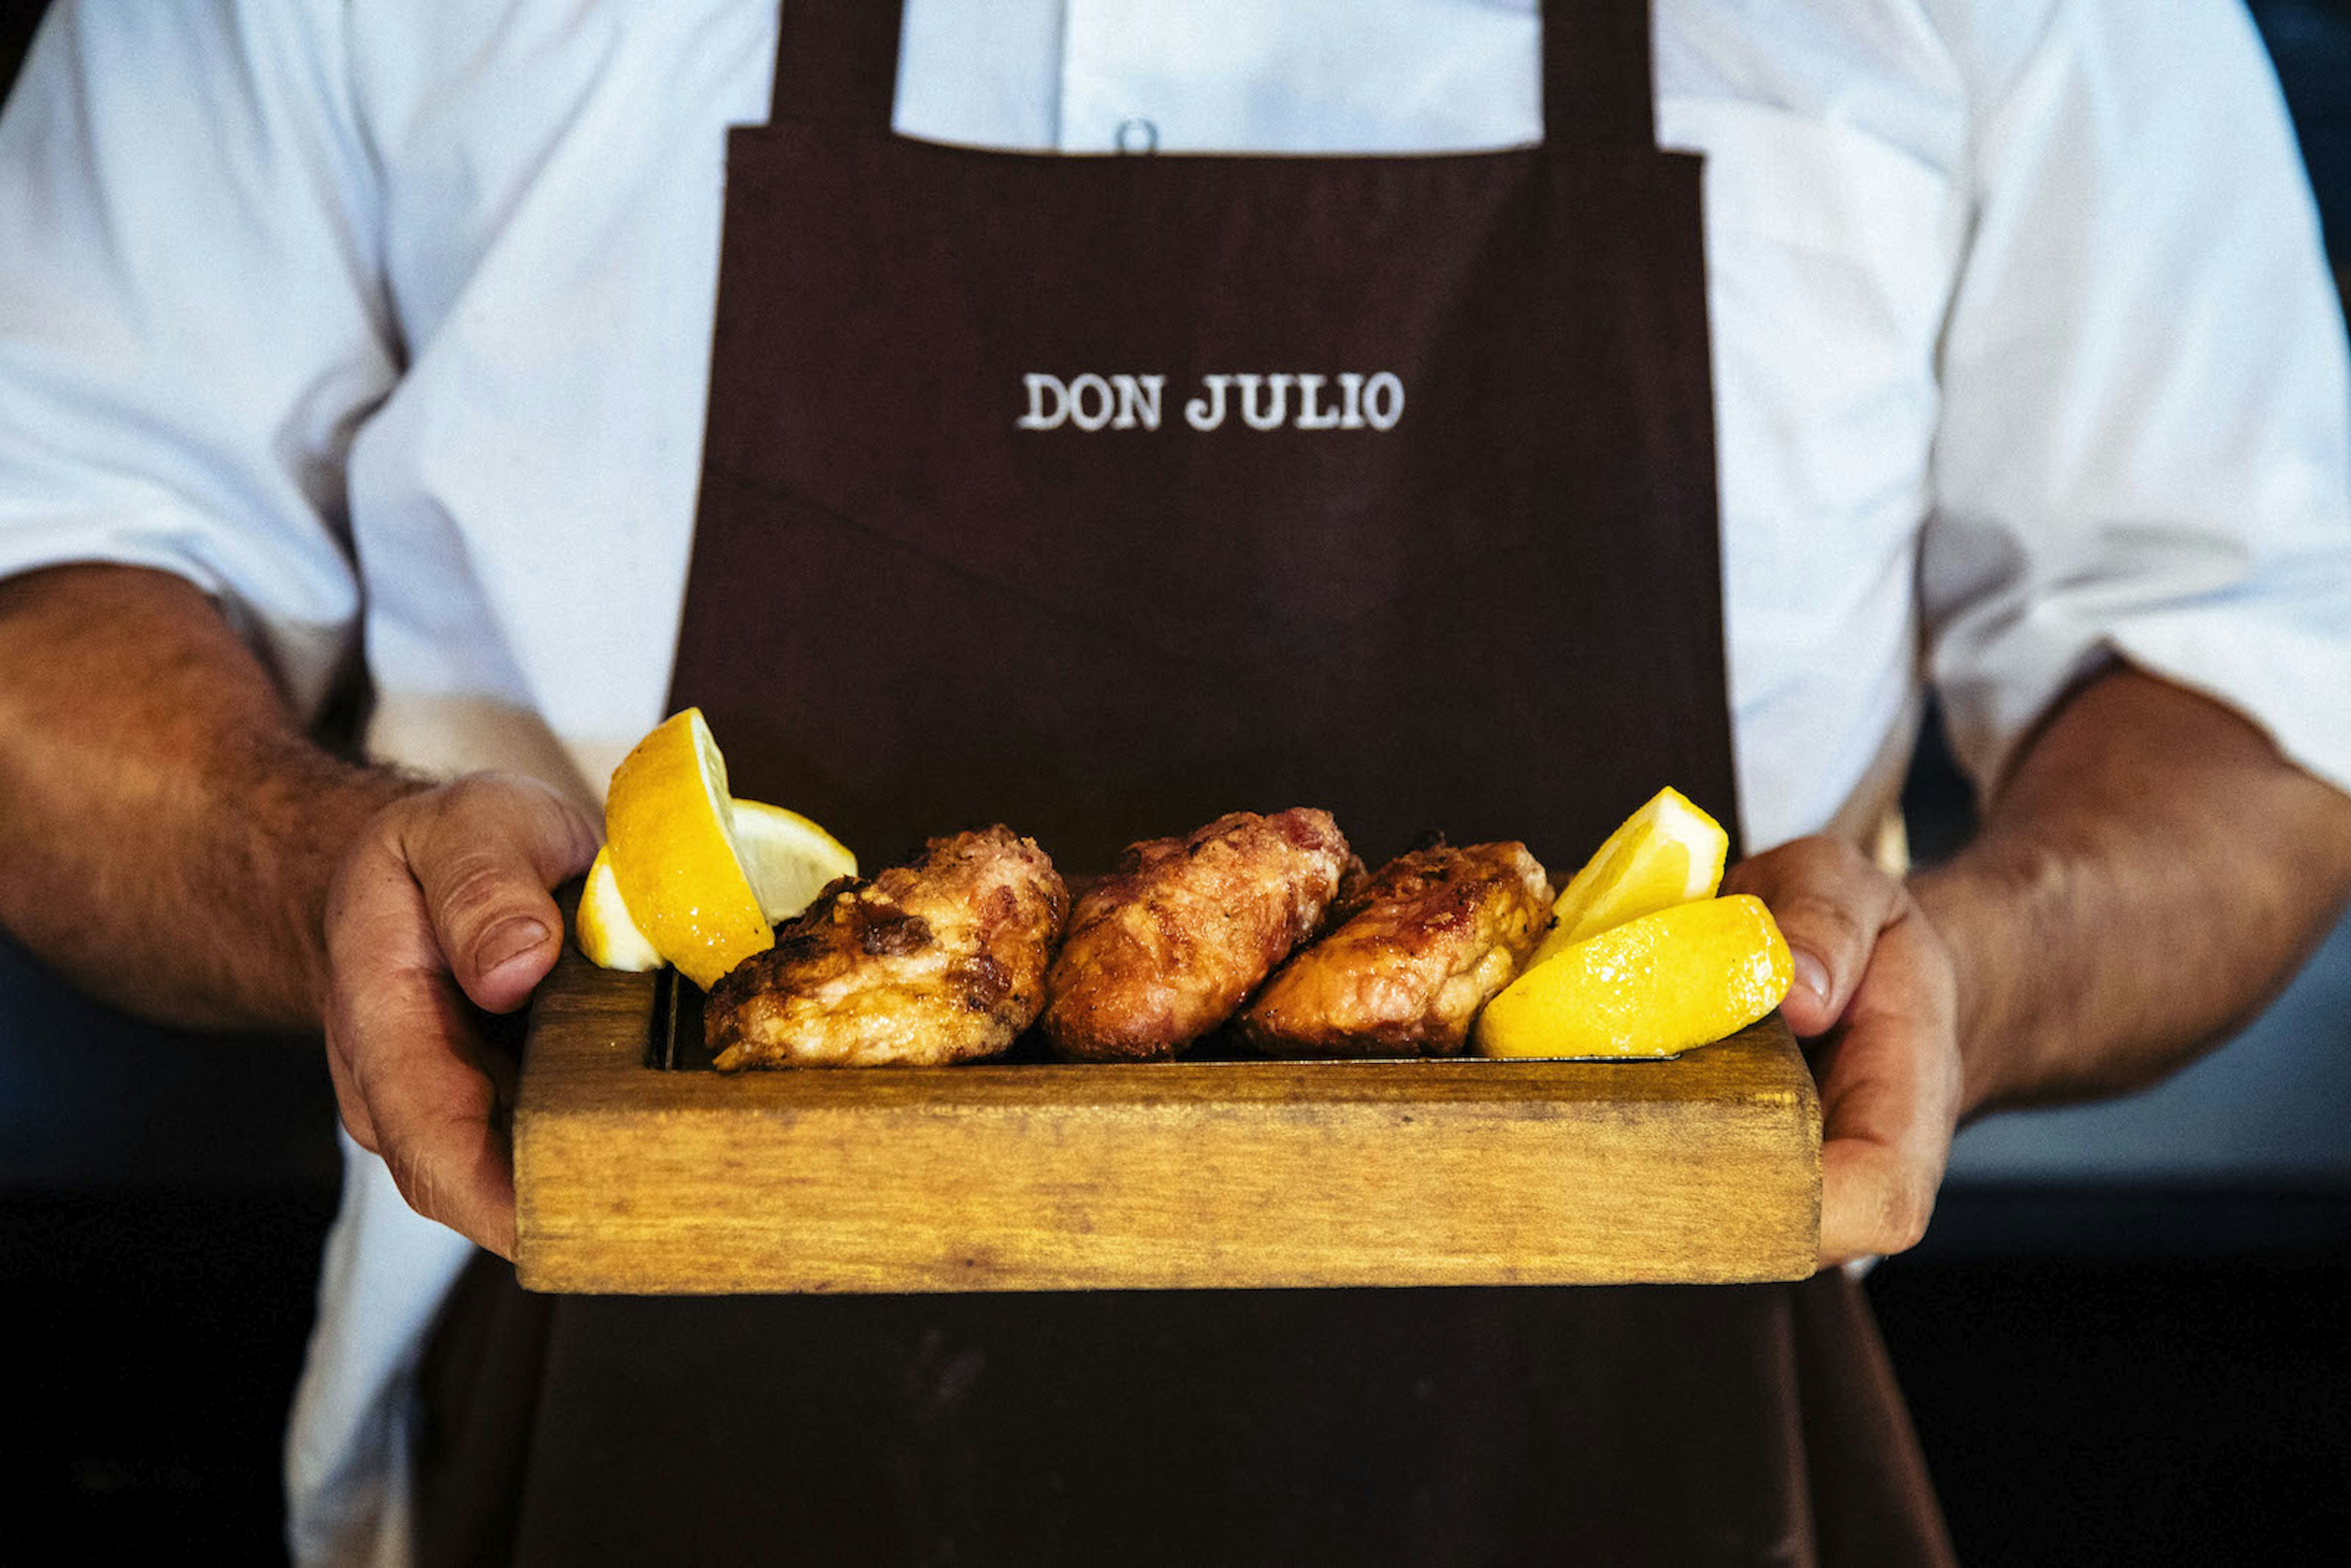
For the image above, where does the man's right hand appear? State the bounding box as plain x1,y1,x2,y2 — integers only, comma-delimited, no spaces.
1,566,604,1258
323,774,598,1259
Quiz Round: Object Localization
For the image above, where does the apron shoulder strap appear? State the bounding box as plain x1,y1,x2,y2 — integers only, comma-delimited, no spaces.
1547,0,1659,149
769,0,906,127
770,2,1659,149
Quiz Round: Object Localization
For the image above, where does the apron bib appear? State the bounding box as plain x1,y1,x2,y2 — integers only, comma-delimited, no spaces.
415,4,1951,1560
667,0,1736,870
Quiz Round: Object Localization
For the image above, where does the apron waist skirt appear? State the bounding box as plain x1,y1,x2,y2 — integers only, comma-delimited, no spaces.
413,1258,1954,1566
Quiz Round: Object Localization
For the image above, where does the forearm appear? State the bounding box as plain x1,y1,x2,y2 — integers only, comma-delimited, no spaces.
1914,664,2351,1118
0,563,424,1031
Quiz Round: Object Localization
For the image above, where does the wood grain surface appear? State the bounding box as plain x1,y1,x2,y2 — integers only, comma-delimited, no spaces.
516,913,1821,1295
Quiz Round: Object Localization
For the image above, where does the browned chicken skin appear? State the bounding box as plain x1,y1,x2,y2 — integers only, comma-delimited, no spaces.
706,826,1067,1069
1041,808,1353,1061
1237,840,1553,1058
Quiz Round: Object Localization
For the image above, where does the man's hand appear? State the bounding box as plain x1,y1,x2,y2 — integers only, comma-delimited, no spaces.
323,775,598,1259
1725,666,2351,1272
0,565,601,1261
1725,840,1963,1268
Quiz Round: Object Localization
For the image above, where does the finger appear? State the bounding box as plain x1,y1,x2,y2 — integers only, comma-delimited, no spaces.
326,825,519,1257
321,838,425,1158
321,1023,379,1153
1820,1139,1935,1269
1812,906,1962,1265
402,774,599,1013
362,977,520,1261
1723,838,1901,1037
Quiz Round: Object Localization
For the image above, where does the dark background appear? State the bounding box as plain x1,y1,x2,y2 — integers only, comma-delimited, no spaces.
4,1,2350,1559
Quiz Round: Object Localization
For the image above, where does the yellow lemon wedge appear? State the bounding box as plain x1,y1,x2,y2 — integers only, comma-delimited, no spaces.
577,802,857,975
1527,786,1728,968
730,799,860,924
602,708,774,990
577,847,665,972
1475,894,1792,1059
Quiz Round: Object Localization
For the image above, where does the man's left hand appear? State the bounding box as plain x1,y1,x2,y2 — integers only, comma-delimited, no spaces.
1723,838,1964,1268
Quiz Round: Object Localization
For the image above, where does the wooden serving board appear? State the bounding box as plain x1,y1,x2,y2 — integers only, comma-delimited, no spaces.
515,924,1821,1296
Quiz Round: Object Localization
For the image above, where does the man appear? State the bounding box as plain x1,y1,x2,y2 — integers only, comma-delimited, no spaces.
4,1,2350,1561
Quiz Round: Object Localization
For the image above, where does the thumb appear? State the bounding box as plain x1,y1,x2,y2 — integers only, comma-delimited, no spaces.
1722,837,1900,1038
401,774,601,1011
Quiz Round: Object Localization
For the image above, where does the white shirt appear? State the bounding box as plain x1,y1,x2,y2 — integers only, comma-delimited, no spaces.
2,2,2345,1562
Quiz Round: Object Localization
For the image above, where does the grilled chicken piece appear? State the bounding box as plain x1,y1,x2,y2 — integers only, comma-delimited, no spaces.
1041,808,1353,1062
1237,840,1553,1058
707,826,1067,1069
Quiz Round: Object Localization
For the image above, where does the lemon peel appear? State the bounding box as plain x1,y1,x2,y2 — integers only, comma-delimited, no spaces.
601,708,774,990
1475,894,1792,1059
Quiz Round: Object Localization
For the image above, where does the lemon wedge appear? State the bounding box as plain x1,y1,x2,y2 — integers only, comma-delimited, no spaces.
730,799,859,923
1527,786,1728,969
1475,894,1791,1059
601,708,775,990
577,847,664,972
577,800,855,975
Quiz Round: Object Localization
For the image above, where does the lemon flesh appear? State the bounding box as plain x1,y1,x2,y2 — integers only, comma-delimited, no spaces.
1528,786,1728,969
1475,894,1792,1059
602,708,774,990
731,799,859,923
577,847,664,972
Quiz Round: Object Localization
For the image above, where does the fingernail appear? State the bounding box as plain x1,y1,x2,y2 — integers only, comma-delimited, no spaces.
1792,949,1830,1007
478,918,549,977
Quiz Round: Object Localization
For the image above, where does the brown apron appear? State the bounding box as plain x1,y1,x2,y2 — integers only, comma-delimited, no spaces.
416,1,1952,1560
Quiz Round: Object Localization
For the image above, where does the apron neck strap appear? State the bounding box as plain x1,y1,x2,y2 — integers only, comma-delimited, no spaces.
1546,0,1658,148
769,1,1655,150
770,0,906,127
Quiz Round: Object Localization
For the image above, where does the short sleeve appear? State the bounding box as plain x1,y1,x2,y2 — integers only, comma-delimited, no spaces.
0,1,398,718
1922,0,2351,798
